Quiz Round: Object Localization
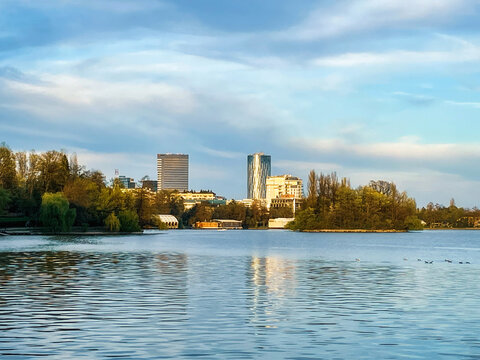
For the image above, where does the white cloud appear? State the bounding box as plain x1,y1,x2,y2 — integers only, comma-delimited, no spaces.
74,149,155,179
445,100,480,109
197,146,243,159
283,0,469,41
4,75,197,114
312,45,480,67
275,160,342,173
298,138,480,162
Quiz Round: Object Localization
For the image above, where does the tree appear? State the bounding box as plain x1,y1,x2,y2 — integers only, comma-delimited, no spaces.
0,188,11,215
305,170,318,208
404,215,424,230
135,188,153,226
269,206,293,219
15,151,28,183
118,210,141,232
38,151,70,193
0,145,17,190
104,212,120,232
39,193,76,233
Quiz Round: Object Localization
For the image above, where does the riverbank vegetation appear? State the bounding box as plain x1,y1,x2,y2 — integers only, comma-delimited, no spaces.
0,144,271,231
288,171,423,231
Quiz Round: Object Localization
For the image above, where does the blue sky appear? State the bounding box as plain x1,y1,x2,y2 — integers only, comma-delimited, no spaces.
2,0,480,206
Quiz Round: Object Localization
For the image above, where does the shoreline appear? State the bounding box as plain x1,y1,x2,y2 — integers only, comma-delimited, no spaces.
0,231,145,236
301,229,407,233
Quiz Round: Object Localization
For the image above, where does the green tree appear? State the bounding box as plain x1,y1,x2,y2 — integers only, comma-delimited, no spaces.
0,145,17,190
118,210,141,232
269,206,293,219
135,188,153,226
38,151,70,193
287,208,319,231
0,188,11,215
39,193,76,233
104,212,121,232
404,215,424,230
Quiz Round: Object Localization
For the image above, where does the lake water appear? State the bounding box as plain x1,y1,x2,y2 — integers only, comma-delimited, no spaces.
1,230,480,359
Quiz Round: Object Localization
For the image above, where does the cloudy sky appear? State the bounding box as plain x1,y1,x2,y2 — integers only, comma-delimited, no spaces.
2,0,480,206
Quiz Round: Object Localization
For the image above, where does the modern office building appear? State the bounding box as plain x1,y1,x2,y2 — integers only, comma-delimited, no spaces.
266,175,303,209
157,154,189,191
247,153,271,199
118,175,136,189
141,180,158,192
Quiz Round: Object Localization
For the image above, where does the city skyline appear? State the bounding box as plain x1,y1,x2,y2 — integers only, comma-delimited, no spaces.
3,1,480,206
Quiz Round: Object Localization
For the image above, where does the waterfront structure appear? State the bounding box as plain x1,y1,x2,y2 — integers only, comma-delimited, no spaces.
118,175,136,189
247,153,271,199
194,219,243,229
195,221,219,229
157,154,189,191
155,214,179,229
268,218,295,229
266,175,303,209
215,219,243,229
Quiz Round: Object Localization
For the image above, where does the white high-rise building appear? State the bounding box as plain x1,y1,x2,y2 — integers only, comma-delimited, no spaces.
247,153,271,199
266,175,303,209
157,154,189,191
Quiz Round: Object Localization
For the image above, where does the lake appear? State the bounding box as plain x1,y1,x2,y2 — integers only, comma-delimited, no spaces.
1,230,480,359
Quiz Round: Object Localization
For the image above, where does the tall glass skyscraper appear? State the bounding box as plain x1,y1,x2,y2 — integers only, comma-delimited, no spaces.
247,153,271,199
157,154,189,191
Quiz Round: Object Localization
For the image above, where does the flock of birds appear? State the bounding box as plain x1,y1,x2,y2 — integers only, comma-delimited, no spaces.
415,258,470,264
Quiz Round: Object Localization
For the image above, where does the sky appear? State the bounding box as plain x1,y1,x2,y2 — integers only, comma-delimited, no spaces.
2,0,480,206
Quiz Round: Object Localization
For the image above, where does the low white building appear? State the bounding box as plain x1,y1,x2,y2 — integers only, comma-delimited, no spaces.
155,215,179,229
268,218,295,229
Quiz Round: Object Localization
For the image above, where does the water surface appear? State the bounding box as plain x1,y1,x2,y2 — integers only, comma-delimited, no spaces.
1,230,480,359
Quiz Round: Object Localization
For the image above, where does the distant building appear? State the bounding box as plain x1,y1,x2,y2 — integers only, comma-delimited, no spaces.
118,175,136,189
179,192,215,201
247,153,271,199
268,218,295,229
157,154,189,191
215,219,243,229
178,192,226,210
228,199,266,208
266,175,303,209
270,196,303,214
194,221,219,229
194,220,242,229
141,180,158,192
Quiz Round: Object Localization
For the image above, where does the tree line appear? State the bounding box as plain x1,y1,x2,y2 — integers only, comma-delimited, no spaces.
288,170,423,231
2,144,478,232
0,145,280,231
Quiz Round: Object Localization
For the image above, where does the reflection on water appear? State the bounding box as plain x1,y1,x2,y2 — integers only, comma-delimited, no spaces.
249,257,296,330
1,231,480,359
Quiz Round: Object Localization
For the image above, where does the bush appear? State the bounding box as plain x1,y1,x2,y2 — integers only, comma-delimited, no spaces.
118,210,141,232
39,193,76,233
404,216,424,231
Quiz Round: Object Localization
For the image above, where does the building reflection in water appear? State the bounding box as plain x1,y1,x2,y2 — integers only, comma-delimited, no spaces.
248,256,297,330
